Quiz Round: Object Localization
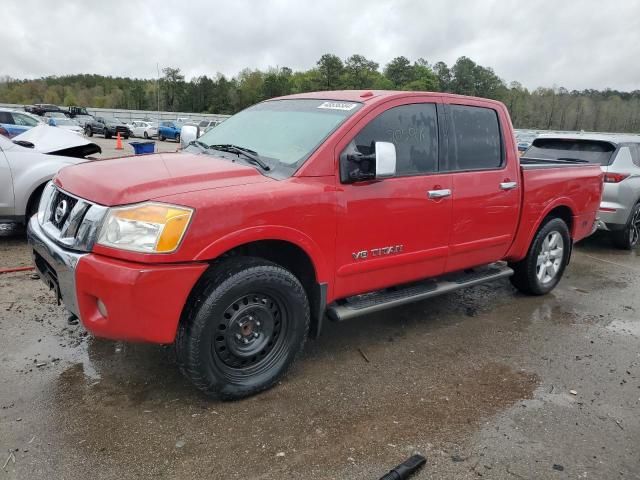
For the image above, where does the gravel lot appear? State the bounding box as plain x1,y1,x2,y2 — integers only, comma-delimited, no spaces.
1,178,639,478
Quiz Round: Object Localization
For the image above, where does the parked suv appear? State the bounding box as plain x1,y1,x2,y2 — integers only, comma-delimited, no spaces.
85,116,130,139
158,121,181,142
25,104,65,117
526,134,640,249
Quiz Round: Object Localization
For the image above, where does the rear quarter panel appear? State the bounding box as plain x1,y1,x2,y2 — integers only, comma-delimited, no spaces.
506,164,603,261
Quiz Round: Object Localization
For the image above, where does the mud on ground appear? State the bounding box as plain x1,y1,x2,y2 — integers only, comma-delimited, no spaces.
1,226,638,479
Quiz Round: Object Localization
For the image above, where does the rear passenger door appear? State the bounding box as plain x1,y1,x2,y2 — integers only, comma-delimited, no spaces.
443,102,520,271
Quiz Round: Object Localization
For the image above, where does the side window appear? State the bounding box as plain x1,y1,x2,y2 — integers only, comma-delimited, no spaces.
13,113,38,127
0,112,13,124
614,146,633,166
352,103,438,176
446,105,503,171
631,144,640,168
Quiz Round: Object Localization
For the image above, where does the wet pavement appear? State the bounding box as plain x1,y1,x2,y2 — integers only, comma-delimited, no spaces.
0,227,639,479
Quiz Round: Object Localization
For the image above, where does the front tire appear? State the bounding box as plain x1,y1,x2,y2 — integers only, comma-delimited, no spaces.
509,217,571,295
175,133,180,143
611,203,640,250
85,126,93,137
177,257,310,400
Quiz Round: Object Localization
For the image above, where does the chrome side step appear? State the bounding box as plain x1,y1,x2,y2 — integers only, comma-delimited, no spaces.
326,263,513,322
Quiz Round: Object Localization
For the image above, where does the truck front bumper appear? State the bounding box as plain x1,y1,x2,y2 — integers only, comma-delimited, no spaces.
28,217,208,344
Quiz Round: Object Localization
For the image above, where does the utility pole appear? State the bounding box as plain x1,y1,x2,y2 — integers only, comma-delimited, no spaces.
156,63,161,132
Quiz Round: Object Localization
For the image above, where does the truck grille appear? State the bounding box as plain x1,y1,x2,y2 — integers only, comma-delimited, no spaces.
37,182,108,252
49,190,78,229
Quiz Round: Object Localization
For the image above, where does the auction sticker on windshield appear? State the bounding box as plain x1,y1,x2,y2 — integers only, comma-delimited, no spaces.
317,101,358,111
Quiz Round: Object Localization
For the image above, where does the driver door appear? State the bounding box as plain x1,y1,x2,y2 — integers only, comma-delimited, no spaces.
333,98,452,299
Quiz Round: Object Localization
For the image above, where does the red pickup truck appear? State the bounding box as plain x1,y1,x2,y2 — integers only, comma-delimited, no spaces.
28,91,603,399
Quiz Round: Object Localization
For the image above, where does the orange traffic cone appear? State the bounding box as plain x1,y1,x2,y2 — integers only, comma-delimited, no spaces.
115,132,123,150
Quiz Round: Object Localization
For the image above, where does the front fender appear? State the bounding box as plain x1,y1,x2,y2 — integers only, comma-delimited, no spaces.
194,225,331,283
11,158,84,215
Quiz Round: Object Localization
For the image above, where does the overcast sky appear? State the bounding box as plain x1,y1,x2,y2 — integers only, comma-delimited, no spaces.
3,0,640,91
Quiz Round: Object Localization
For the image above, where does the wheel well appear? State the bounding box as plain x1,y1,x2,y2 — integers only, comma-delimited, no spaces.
215,240,325,338
25,183,47,224
545,205,573,234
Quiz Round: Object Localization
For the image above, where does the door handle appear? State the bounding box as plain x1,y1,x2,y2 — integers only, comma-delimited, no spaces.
500,182,517,190
427,189,452,199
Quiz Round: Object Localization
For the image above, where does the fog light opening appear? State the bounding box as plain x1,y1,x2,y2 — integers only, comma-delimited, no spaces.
97,299,108,318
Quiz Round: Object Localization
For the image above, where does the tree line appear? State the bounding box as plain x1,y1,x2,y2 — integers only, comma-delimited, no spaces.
1,54,639,133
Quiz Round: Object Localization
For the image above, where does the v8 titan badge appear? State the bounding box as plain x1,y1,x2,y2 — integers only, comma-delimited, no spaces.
352,244,404,260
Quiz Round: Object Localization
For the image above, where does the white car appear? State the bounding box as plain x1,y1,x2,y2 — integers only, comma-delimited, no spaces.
47,117,84,135
197,119,222,136
129,121,158,139
0,126,100,224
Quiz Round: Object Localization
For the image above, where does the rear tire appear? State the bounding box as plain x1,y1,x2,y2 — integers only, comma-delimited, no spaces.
611,203,640,250
177,257,310,400
509,217,571,295
143,131,149,139
159,134,165,141
104,129,111,139
175,133,180,143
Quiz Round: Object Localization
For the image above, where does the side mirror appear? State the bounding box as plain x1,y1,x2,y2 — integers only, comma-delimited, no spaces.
180,125,198,149
340,141,397,183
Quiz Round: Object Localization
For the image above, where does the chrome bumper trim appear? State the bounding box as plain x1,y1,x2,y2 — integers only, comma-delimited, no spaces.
27,216,86,317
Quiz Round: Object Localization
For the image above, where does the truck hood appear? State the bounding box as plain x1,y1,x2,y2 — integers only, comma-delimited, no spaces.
54,151,271,206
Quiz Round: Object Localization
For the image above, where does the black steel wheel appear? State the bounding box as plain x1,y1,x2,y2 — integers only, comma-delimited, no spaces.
177,257,310,400
612,203,640,250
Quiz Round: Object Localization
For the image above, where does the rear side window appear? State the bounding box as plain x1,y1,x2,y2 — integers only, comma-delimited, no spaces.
352,103,439,175
0,112,12,123
526,138,616,165
446,105,502,171
13,113,38,127
631,144,640,167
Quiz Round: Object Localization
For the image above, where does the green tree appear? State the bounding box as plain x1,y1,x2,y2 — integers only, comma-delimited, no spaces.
317,54,344,90
342,54,379,89
384,56,414,87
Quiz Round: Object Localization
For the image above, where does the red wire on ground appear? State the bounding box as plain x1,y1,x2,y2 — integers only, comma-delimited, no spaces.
0,266,35,274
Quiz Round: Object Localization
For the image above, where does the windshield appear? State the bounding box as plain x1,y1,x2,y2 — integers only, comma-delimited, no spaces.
196,99,362,173
525,138,616,165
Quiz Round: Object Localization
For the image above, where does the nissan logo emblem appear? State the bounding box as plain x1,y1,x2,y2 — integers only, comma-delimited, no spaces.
54,199,68,223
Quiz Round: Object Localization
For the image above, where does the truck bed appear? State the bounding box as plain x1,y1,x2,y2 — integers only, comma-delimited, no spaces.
505,160,603,261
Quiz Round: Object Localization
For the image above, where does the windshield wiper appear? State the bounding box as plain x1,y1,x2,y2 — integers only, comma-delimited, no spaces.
208,144,271,171
188,139,210,150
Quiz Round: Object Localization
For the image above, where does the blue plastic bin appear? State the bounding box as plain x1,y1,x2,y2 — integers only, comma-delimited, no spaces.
129,141,156,155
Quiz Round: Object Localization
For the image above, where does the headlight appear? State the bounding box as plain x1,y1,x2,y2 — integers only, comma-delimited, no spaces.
97,202,193,253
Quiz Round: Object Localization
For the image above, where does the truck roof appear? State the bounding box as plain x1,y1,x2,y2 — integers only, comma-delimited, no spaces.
274,90,507,108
